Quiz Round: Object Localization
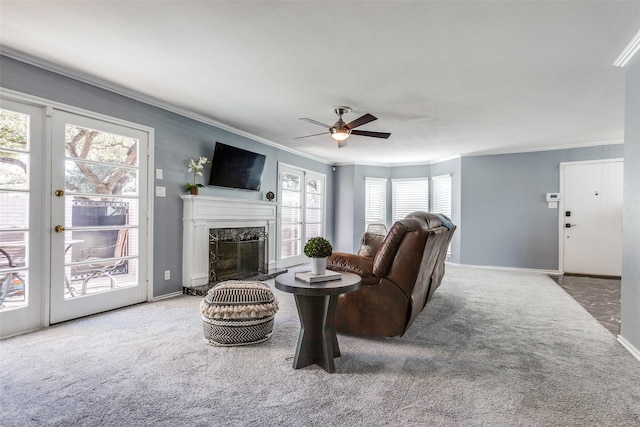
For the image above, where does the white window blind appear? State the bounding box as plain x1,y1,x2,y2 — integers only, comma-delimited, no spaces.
432,174,453,256
432,174,452,217
365,177,387,229
392,178,429,222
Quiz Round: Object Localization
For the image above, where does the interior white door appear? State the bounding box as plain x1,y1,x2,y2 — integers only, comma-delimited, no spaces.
0,100,45,338
561,160,623,276
49,110,149,324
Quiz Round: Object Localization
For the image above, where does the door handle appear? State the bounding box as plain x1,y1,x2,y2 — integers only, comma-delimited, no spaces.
54,225,65,233
565,223,576,228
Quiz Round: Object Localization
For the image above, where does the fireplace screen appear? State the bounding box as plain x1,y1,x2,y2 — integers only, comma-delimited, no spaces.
209,227,267,283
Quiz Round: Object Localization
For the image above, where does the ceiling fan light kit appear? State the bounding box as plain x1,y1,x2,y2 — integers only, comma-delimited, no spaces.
297,106,391,147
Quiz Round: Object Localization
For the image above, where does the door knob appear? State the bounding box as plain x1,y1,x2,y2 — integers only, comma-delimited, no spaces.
55,189,64,197
54,225,65,233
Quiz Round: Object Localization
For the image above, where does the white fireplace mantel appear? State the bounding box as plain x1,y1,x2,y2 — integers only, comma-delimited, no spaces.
181,195,278,287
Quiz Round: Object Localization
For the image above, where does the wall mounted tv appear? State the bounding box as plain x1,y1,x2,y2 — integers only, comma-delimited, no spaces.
208,142,266,191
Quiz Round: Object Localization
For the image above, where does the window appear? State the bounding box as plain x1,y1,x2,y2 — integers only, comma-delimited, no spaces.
432,174,452,217
392,178,429,222
432,174,452,256
365,177,387,230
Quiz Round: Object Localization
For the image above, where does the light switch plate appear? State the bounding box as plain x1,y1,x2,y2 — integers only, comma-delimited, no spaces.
156,168,163,180
156,186,166,197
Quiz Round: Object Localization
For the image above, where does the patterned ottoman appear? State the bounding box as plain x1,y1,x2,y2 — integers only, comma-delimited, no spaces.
200,280,279,346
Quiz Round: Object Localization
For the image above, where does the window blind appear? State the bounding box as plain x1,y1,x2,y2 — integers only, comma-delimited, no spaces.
365,177,387,229
432,174,452,217
392,178,429,222
432,174,453,256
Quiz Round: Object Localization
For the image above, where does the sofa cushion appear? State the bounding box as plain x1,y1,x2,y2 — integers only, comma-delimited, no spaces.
357,232,385,259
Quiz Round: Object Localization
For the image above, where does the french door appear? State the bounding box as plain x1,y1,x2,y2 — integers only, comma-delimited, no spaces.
50,110,149,324
0,100,45,338
278,164,326,267
1,94,151,337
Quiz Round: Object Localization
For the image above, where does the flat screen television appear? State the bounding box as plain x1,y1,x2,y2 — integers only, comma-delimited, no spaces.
208,142,266,191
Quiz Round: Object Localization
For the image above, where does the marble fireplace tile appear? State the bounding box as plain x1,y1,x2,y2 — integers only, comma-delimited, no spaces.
550,275,621,335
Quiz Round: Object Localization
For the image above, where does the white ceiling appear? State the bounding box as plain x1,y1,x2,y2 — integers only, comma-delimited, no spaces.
1,1,639,165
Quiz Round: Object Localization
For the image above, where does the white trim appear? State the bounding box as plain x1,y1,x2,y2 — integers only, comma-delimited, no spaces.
447,262,561,276
0,48,331,166
331,140,623,168
557,158,624,274
1,88,154,134
462,139,624,158
152,292,184,301
614,28,640,67
146,129,155,301
617,336,640,363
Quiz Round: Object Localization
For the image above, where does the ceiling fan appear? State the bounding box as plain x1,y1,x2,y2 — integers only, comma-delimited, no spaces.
295,106,391,148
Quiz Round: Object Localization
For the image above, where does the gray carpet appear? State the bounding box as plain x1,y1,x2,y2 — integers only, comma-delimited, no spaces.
1,265,639,426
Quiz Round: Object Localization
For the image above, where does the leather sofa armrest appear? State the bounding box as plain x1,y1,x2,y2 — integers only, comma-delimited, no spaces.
327,252,375,279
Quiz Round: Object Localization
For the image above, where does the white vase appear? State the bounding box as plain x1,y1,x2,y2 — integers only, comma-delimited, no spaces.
310,257,327,275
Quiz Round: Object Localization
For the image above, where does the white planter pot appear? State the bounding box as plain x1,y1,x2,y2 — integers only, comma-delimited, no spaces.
310,257,327,275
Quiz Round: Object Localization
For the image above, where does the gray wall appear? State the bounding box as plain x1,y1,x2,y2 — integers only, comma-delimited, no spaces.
333,165,355,253
460,145,623,270
0,55,333,297
621,56,640,353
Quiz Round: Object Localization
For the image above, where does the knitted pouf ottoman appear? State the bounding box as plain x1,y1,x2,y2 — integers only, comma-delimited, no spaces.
200,280,279,346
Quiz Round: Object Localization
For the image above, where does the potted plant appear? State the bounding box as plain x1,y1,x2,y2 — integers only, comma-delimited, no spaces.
304,236,333,275
185,156,210,195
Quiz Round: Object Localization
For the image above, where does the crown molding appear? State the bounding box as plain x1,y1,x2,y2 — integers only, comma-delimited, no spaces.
614,28,640,67
0,47,331,166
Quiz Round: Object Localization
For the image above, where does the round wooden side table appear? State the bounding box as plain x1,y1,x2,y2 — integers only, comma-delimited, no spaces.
275,271,361,373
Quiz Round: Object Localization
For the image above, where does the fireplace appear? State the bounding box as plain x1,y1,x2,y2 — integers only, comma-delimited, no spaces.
181,195,278,289
209,227,267,282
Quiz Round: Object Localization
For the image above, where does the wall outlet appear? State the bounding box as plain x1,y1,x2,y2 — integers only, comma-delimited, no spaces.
164,270,170,280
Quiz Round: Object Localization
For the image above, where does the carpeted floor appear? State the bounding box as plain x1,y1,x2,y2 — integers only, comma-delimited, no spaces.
1,265,639,426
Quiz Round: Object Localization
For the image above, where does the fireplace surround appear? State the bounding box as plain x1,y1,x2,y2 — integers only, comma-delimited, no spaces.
181,195,277,288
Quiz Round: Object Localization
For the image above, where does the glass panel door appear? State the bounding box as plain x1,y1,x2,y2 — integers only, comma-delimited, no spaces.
304,173,325,239
278,165,304,267
50,110,148,324
0,100,44,338
277,164,326,268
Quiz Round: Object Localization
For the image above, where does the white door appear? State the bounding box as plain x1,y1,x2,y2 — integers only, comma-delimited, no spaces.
0,100,45,338
561,160,623,276
278,164,326,268
49,110,149,324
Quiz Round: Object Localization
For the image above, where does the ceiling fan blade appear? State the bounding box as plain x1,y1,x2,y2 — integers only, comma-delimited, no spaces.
294,132,329,140
299,118,331,128
345,113,377,130
350,129,391,139
338,139,348,148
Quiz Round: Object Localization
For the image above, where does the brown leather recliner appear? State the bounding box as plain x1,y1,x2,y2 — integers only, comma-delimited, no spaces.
327,212,456,337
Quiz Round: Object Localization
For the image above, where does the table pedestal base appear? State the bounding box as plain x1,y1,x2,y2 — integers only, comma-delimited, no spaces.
293,294,340,373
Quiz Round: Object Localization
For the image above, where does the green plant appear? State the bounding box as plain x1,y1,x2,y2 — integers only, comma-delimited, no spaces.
185,156,210,192
304,236,333,258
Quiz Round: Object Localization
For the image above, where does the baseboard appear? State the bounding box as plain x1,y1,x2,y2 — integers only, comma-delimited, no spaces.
152,291,184,301
617,335,640,363
446,262,561,276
